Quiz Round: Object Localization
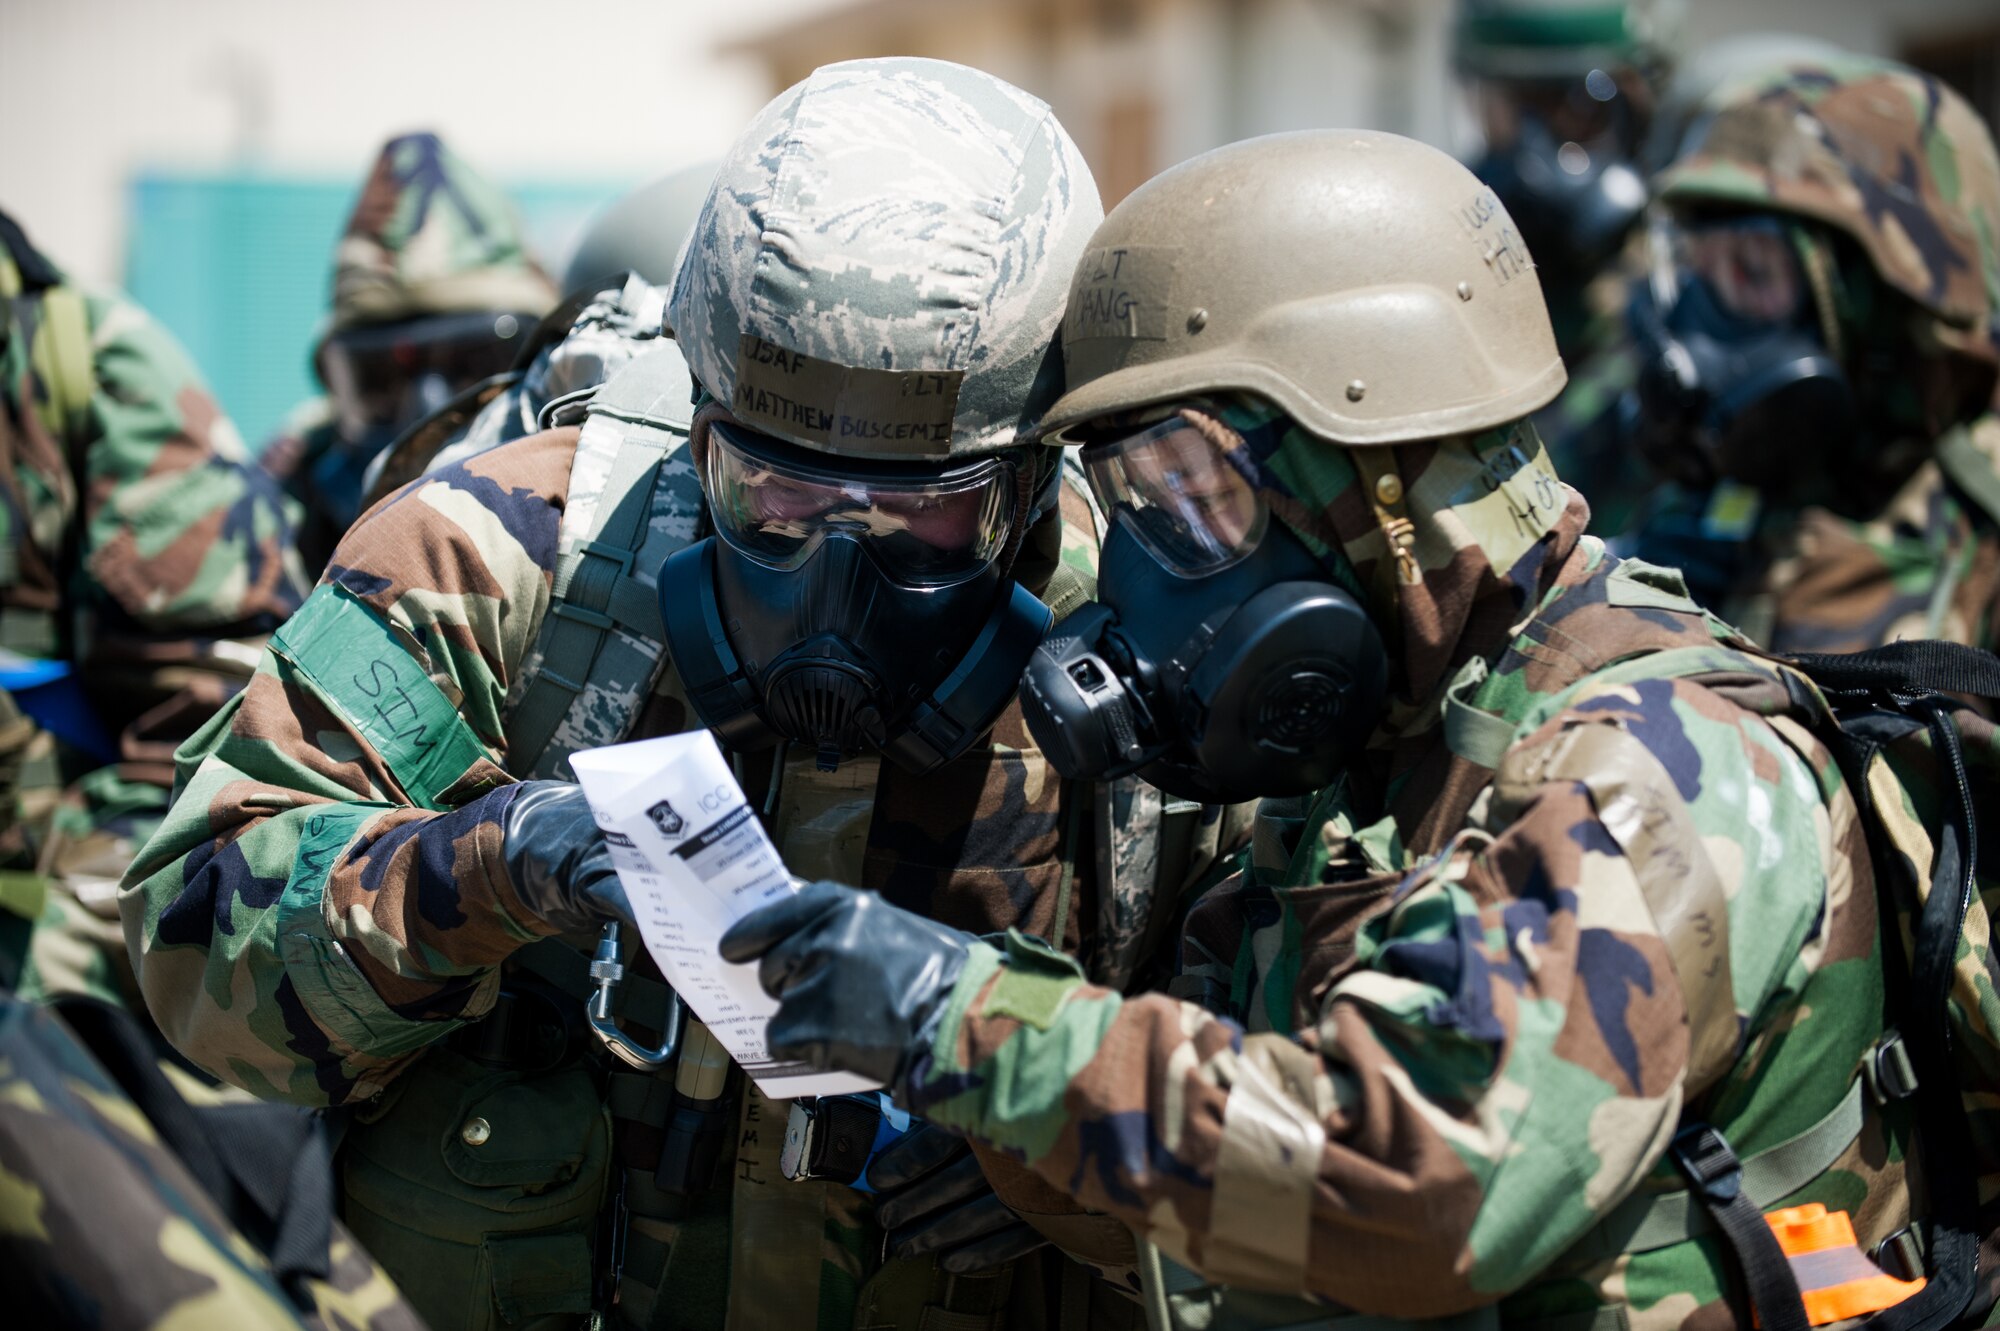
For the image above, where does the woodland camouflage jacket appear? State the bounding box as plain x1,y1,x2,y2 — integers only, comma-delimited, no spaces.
905,411,1906,1329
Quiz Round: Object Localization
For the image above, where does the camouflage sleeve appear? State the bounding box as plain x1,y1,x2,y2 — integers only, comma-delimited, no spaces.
910,673,1861,1315
0,997,423,1330
120,431,579,1105
79,287,308,634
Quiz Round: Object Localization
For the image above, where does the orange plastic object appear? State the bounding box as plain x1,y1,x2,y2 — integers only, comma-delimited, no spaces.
1764,1204,1925,1325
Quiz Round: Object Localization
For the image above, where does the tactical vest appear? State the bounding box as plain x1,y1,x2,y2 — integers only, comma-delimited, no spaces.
337,343,1178,1331
1136,553,1930,1331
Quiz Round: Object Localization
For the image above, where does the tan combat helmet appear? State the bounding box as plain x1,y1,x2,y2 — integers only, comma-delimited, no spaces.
1040,130,1567,446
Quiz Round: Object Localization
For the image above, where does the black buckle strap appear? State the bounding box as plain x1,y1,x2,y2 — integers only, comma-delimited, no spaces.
1670,1123,1744,1201
1670,1122,1810,1331
1865,1030,1920,1105
1872,1226,1927,1284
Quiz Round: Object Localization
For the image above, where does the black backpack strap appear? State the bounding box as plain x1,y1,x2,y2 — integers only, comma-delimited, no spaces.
1777,650,1991,1330
1669,1124,1811,1331
49,997,334,1309
1870,698,1985,1330
1788,639,2000,699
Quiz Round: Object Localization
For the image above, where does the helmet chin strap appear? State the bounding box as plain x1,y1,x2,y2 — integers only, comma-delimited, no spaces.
1350,447,1421,615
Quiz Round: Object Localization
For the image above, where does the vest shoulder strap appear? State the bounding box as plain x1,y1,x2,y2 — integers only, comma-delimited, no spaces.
504,407,702,779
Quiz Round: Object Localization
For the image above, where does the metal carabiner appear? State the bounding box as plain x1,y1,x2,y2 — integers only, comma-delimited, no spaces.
585,922,683,1069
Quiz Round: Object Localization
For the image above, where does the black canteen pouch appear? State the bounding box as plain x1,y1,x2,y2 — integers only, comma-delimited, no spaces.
339,1042,612,1331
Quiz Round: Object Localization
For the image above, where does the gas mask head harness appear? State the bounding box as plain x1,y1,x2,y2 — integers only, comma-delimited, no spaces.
1018,410,1387,805
1630,210,1861,506
660,404,1060,776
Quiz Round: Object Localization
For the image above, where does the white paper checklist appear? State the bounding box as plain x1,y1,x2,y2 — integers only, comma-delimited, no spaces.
569,731,878,1100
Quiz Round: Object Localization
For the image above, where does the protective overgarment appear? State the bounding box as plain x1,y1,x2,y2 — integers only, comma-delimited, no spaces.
726,128,1950,1331
126,57,1233,1331
1627,54,2000,652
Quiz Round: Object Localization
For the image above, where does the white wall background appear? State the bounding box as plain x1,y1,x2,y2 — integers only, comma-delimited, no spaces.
0,0,844,285
3,0,1995,287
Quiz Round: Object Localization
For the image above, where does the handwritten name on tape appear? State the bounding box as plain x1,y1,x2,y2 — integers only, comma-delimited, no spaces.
1064,245,1179,343
732,334,964,457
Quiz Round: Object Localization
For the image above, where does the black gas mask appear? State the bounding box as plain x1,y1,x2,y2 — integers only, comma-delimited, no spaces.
1468,71,1649,295
1018,417,1387,805
660,414,1054,775
1630,215,1856,497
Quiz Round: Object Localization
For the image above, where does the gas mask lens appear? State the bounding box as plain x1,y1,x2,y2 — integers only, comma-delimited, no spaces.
703,421,1015,587
320,308,534,441
1654,215,1807,328
1081,417,1269,574
1631,212,1855,498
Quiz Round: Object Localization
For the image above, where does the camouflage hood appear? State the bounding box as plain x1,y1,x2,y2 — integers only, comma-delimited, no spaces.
327,132,558,332
1656,55,2000,371
1184,394,1582,734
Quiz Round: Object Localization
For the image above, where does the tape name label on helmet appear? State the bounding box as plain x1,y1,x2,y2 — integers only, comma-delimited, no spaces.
733,335,964,455
1465,425,1565,543
1457,190,1533,285
1064,246,1179,342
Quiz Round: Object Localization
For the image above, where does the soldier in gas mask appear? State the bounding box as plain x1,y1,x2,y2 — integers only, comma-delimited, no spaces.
358,162,721,501
725,128,1941,1329
1624,54,2000,653
127,58,1236,1331
1456,0,1675,363
263,132,557,575
1454,0,1679,539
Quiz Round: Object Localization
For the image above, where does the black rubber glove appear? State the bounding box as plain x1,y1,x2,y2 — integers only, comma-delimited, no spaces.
498,781,633,932
718,881,972,1094
871,1121,1049,1274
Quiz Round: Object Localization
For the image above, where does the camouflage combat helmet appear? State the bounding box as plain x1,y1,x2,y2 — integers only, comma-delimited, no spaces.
1453,0,1683,81
1639,31,1847,174
328,131,558,332
560,161,719,296
1040,130,1567,446
1656,55,2000,371
665,57,1102,460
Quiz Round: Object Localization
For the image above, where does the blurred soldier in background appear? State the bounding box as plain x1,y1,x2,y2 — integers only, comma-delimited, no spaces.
360,161,719,501
262,131,558,575
0,208,305,1009
126,58,1239,1331
0,203,385,1329
1455,0,1675,363
721,125,1947,1331
1626,55,2000,653
1535,28,1852,544
1454,0,1680,538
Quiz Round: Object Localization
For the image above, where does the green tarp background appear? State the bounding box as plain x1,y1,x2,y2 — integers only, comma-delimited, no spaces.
123,170,630,449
